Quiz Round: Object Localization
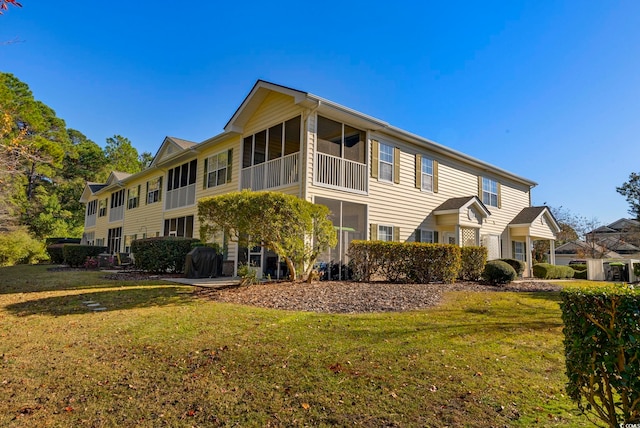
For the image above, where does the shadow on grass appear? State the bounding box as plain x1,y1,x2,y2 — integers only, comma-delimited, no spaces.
0,265,182,295
4,285,194,317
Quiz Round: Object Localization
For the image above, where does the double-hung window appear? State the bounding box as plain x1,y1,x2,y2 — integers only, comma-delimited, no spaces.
416,229,437,243
379,143,394,182
147,177,162,204
421,157,434,191
98,198,107,217
378,225,394,242
127,185,140,209
481,177,499,207
513,241,526,261
205,150,232,188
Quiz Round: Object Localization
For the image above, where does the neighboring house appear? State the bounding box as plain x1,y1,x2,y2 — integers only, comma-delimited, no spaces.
79,80,560,277
585,218,640,256
554,240,622,266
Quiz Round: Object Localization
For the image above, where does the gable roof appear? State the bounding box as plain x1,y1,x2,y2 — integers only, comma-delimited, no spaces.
607,218,640,231
433,196,491,218
555,240,622,258
224,80,536,188
509,206,561,233
150,136,198,167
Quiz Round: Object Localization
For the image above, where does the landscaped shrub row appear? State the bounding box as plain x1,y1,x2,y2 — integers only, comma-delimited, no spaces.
560,286,640,425
348,241,486,284
131,237,200,273
62,245,108,267
532,263,574,279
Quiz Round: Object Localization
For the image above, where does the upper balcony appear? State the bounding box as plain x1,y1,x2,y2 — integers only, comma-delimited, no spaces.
241,152,299,191
314,152,367,194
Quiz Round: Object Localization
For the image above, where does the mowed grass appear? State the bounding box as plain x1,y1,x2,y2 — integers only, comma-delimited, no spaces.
0,265,603,427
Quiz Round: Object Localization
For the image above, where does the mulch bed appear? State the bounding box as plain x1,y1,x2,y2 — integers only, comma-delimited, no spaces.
47,266,560,314
193,280,561,314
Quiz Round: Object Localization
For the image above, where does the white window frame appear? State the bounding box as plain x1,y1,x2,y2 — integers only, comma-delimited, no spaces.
127,186,139,209
421,157,434,191
378,225,394,242
514,241,526,261
418,229,436,243
482,177,498,207
206,151,229,188
147,178,161,204
379,143,394,182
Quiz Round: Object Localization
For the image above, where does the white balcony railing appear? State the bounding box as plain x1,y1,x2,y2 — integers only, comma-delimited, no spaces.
314,152,367,194
165,183,196,210
85,214,97,228
109,205,124,222
241,152,299,191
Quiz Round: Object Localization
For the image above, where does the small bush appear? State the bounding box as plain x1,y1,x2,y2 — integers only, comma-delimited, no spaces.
131,237,200,273
573,269,587,280
634,262,640,278
459,246,487,281
569,263,587,272
0,229,48,267
481,260,517,285
237,263,259,286
533,263,574,279
62,245,107,267
498,258,526,276
560,286,640,426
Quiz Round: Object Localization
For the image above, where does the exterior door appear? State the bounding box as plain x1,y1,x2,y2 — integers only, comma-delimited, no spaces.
248,245,263,278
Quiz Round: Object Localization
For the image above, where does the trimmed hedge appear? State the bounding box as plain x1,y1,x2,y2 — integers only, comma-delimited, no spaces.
347,241,462,284
46,243,66,264
481,260,517,285
498,258,526,277
560,286,640,425
532,263,574,279
62,244,107,267
569,263,587,272
459,246,488,281
131,237,200,273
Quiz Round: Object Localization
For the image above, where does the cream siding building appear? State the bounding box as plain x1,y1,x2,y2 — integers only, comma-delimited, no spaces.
80,80,559,277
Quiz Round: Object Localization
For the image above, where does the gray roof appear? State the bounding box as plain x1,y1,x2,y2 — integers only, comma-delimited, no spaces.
509,206,549,225
434,196,479,211
167,136,197,149
88,183,107,193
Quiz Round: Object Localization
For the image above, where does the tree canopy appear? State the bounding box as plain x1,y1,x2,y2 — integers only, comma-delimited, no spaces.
0,72,147,239
617,172,640,221
198,190,337,281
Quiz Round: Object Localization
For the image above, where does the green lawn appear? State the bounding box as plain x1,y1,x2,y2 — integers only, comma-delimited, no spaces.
0,265,602,427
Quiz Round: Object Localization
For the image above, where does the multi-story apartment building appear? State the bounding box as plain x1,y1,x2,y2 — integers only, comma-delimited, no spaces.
80,80,559,277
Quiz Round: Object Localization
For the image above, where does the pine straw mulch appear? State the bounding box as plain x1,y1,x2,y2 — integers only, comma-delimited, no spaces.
193,280,562,314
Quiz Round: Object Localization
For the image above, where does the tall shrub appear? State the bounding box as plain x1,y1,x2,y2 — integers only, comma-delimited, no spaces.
459,246,487,281
560,286,640,426
0,229,48,266
131,237,199,273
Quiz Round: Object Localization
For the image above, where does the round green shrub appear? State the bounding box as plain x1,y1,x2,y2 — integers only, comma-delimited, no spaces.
498,258,525,276
481,260,517,285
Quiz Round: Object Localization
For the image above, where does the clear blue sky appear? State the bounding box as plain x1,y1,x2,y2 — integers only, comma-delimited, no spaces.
1,1,639,225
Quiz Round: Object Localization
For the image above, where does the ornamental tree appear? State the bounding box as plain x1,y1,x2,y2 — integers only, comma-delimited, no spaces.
198,190,337,281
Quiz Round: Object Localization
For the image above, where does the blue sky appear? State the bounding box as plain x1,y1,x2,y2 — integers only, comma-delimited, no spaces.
1,1,639,225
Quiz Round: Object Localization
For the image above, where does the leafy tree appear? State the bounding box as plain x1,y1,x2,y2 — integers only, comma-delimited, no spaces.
199,190,337,281
0,0,21,15
104,135,142,174
139,151,154,169
617,172,640,221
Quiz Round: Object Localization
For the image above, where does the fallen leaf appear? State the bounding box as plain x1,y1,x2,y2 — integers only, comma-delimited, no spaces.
64,406,74,412
301,403,310,410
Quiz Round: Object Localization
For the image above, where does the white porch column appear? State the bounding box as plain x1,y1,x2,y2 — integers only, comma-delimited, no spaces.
549,240,556,265
526,235,533,277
